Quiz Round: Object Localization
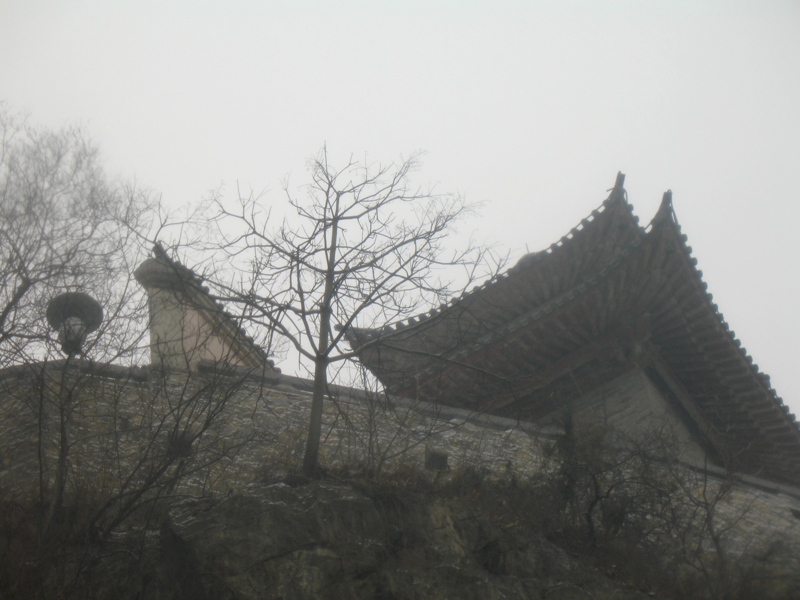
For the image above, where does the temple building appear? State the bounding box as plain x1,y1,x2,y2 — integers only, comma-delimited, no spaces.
345,173,800,487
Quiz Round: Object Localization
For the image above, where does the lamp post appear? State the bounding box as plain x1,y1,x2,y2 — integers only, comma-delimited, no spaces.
42,292,103,535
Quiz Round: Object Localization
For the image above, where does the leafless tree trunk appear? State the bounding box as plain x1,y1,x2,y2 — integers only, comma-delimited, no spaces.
204,146,498,476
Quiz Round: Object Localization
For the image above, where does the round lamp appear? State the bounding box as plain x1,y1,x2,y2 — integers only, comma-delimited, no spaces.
46,292,104,355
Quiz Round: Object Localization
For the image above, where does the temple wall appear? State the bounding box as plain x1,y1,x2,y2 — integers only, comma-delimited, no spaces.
549,368,709,465
1,362,799,559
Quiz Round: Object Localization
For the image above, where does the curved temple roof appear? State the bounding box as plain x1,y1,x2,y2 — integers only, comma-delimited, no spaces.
346,174,800,486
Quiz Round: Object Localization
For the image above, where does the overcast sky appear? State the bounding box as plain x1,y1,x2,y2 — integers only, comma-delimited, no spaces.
2,0,798,416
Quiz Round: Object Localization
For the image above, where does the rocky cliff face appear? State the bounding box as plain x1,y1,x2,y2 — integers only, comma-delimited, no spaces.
146,479,655,600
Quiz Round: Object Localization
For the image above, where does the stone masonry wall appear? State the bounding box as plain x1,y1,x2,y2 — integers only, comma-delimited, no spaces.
1,360,799,560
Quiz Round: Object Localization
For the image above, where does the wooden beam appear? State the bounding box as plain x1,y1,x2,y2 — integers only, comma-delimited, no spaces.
480,320,652,413
650,354,727,459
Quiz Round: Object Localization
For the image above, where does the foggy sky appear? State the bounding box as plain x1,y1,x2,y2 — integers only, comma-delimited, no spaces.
1,0,798,417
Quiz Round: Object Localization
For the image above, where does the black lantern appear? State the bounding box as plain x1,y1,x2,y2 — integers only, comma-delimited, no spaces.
46,292,104,356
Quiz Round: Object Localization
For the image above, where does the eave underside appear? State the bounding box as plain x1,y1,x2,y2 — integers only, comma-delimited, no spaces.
351,193,800,486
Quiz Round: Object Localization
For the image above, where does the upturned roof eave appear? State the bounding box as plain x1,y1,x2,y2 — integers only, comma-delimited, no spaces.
346,180,800,485
647,192,800,484
345,172,643,349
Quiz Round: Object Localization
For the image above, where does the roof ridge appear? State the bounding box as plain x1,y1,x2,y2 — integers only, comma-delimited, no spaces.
644,206,796,434
356,172,639,340
140,243,278,372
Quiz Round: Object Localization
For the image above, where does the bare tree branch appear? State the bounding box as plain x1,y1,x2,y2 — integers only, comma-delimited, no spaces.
203,146,499,476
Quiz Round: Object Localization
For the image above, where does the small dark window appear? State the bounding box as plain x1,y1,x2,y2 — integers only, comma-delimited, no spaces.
167,431,193,459
425,447,449,472
790,508,800,520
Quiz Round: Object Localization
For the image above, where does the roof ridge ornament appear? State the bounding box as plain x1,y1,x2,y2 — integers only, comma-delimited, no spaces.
153,241,170,262
607,171,626,204
652,190,676,225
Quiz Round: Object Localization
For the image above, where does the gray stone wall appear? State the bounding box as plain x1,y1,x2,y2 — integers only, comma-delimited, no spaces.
1,361,799,559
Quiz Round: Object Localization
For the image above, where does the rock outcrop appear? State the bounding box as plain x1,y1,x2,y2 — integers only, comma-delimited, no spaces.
148,479,655,600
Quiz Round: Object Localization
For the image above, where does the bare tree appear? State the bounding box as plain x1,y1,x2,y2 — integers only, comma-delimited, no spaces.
533,413,800,599
206,147,494,476
0,103,154,368
0,107,265,598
